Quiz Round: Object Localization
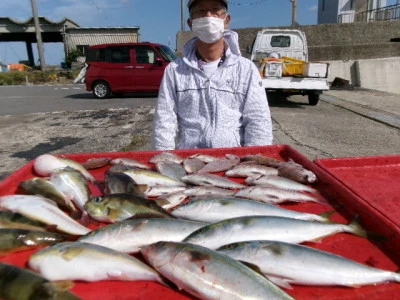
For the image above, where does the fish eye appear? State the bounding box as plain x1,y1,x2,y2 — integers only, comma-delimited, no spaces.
93,196,104,203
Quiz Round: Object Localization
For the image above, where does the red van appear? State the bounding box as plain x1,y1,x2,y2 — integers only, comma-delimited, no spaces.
84,42,177,99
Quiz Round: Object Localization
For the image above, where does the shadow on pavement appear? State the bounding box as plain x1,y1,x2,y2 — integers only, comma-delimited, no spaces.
64,92,158,100
267,93,308,108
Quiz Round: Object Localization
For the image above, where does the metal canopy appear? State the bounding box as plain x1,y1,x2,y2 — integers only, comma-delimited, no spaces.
0,17,79,42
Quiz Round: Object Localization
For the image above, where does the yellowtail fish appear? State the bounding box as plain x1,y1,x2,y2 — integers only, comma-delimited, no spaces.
33,154,97,183
29,242,167,285
171,197,330,223
0,211,48,231
122,168,186,187
19,177,76,213
217,240,400,288
84,193,174,223
141,241,295,300
0,228,69,255
0,195,90,235
183,216,367,250
0,262,80,300
78,218,206,253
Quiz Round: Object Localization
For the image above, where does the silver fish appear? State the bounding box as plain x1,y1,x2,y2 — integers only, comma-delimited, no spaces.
149,152,184,164
29,242,166,285
171,197,329,223
196,154,240,174
225,163,279,178
246,174,319,193
110,157,151,169
188,153,218,163
183,157,205,173
78,218,206,253
33,154,97,183
183,186,236,197
217,240,400,288
122,168,186,187
183,216,367,250
144,186,186,197
0,195,90,235
141,241,294,300
234,186,323,204
154,191,188,210
181,174,245,189
155,161,187,181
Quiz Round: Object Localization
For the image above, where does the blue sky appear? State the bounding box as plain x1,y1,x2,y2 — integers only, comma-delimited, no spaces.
0,0,396,65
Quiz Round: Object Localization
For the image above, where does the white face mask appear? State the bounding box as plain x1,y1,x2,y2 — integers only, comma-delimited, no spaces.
192,17,225,44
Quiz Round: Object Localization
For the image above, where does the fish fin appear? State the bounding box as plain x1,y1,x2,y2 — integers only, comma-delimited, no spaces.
347,215,369,239
80,211,91,227
265,275,294,289
134,184,149,193
318,210,336,222
49,280,75,291
154,198,171,207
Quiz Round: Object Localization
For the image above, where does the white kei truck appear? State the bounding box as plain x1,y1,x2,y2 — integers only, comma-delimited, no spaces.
249,28,330,106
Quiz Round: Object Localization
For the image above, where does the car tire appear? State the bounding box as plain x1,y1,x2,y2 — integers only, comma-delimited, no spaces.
93,81,111,99
308,93,320,106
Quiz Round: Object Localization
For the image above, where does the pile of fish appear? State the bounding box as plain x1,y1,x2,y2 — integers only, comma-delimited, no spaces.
0,151,399,300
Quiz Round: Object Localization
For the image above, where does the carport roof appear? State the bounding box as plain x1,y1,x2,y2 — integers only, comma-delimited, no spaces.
0,16,79,42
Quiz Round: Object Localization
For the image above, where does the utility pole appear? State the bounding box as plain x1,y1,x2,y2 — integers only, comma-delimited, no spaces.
290,0,298,27
181,0,185,31
30,0,45,70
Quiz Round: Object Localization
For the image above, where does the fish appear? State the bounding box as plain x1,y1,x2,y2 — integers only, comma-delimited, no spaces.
188,153,218,163
183,186,236,197
181,174,245,189
144,186,186,197
234,186,323,205
33,154,97,183
78,218,206,254
245,174,319,193
182,216,367,250
0,262,80,300
196,154,240,174
49,167,91,214
225,163,279,178
122,168,186,187
183,157,205,173
277,159,318,184
0,210,48,231
19,177,76,213
241,154,284,167
110,157,151,169
0,195,91,235
84,193,174,223
155,161,187,181
171,197,330,223
154,191,188,210
149,152,184,164
81,157,111,169
104,172,147,195
217,240,400,288
141,241,294,300
0,228,69,255
29,242,167,285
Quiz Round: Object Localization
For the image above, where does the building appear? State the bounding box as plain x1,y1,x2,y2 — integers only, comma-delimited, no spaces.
318,0,388,23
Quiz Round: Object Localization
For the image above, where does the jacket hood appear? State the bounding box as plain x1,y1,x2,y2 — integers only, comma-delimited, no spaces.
182,29,241,68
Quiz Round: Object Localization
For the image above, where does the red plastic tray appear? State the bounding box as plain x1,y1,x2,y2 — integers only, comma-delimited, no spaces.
315,155,400,253
0,145,399,300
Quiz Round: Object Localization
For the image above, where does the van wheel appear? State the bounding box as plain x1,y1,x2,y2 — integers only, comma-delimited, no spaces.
308,94,319,106
93,81,111,99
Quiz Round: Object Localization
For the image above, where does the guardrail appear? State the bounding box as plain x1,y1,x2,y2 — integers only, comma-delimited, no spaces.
338,4,400,23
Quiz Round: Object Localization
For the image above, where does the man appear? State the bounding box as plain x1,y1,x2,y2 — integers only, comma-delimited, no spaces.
152,0,273,150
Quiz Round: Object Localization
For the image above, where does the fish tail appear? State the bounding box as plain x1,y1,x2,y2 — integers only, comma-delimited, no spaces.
347,215,387,242
318,210,336,222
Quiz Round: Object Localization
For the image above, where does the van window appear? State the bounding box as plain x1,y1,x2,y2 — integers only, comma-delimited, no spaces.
86,48,106,62
271,36,291,48
134,46,156,64
108,47,130,63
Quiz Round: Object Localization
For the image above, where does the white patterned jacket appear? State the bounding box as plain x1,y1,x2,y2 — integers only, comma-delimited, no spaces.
152,30,273,150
